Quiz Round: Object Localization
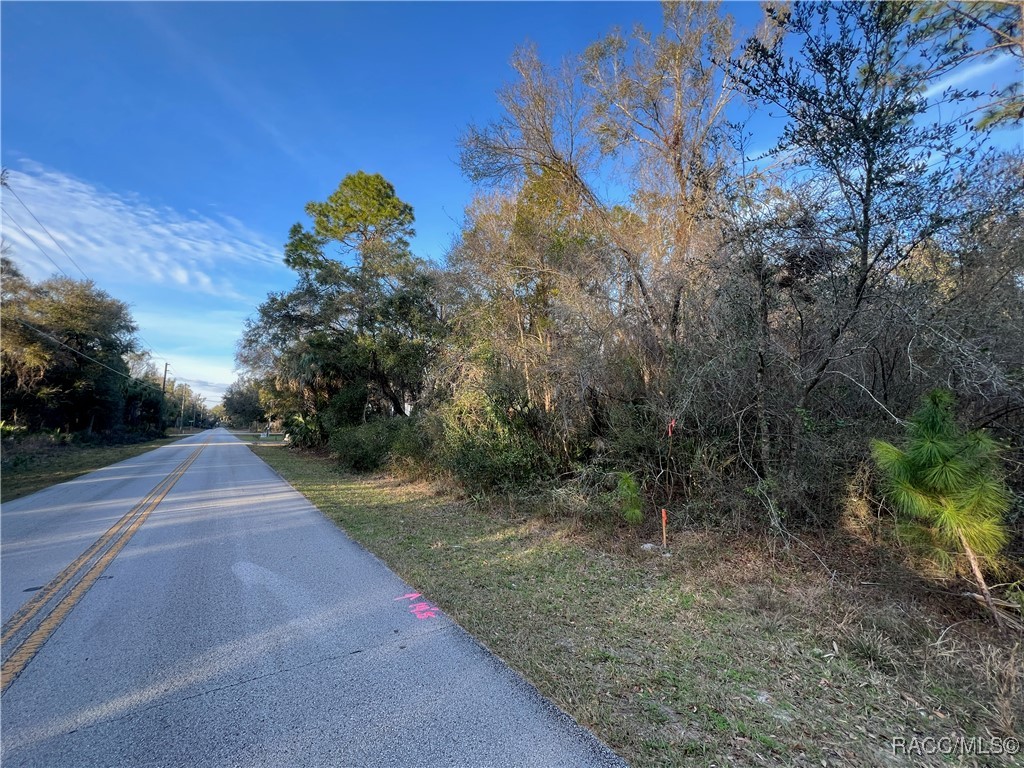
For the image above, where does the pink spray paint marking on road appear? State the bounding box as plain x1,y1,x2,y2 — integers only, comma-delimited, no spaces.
394,592,439,620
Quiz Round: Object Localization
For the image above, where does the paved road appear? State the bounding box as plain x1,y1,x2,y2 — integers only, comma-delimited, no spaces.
1,429,625,767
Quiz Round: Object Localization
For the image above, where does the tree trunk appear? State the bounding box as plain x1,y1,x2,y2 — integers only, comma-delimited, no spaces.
960,533,1004,629
754,247,772,482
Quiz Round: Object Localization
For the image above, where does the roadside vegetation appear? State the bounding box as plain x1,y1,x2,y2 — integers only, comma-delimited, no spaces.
227,2,1023,627
254,444,1023,768
228,430,288,445
231,4,1023,763
3,2,1020,760
0,257,213,438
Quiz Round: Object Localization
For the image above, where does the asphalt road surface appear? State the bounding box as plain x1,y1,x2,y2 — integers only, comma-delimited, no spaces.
1,428,626,767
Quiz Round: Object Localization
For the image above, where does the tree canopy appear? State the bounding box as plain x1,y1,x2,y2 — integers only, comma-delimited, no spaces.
0,257,163,433
237,171,444,446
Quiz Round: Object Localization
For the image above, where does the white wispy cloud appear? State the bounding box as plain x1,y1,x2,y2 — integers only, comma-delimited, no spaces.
130,4,323,180
1,160,293,404
923,55,1014,101
1,161,284,300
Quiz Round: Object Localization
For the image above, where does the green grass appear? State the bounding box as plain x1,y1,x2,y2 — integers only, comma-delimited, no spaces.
228,431,287,445
253,444,1023,768
0,434,181,502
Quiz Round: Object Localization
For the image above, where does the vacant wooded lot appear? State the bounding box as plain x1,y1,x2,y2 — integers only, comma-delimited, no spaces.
255,445,1022,768
230,2,1023,636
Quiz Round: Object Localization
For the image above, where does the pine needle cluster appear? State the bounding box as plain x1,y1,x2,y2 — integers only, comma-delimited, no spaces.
871,389,1010,581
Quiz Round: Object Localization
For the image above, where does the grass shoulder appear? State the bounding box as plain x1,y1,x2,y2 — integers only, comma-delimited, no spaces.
227,430,288,445
1,431,186,502
253,444,1023,768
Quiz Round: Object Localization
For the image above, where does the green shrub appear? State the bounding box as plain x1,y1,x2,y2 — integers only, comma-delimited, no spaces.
442,430,548,494
329,419,406,472
284,414,325,449
387,417,433,475
616,471,644,525
430,389,553,495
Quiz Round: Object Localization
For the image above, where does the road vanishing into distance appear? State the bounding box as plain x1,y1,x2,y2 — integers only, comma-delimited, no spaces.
1,429,625,767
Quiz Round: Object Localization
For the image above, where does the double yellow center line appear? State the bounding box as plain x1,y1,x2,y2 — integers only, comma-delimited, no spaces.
1,439,208,694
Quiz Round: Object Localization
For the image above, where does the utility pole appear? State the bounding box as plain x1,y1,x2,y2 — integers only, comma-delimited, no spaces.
161,363,169,396
179,388,186,434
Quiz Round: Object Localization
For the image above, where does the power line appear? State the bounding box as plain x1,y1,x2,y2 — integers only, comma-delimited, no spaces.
12,316,165,394
1,206,70,278
133,334,171,364
0,193,170,365
19,320,201,406
2,182,89,280
1,171,176,377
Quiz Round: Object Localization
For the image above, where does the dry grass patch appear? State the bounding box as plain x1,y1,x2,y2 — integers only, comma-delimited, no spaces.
254,444,1023,768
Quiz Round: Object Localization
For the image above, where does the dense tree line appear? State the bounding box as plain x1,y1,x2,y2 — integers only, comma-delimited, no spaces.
234,3,1022,596
220,379,266,429
1,257,207,438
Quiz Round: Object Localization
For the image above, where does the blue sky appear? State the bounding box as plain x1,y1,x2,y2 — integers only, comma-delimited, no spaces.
2,2,1019,404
